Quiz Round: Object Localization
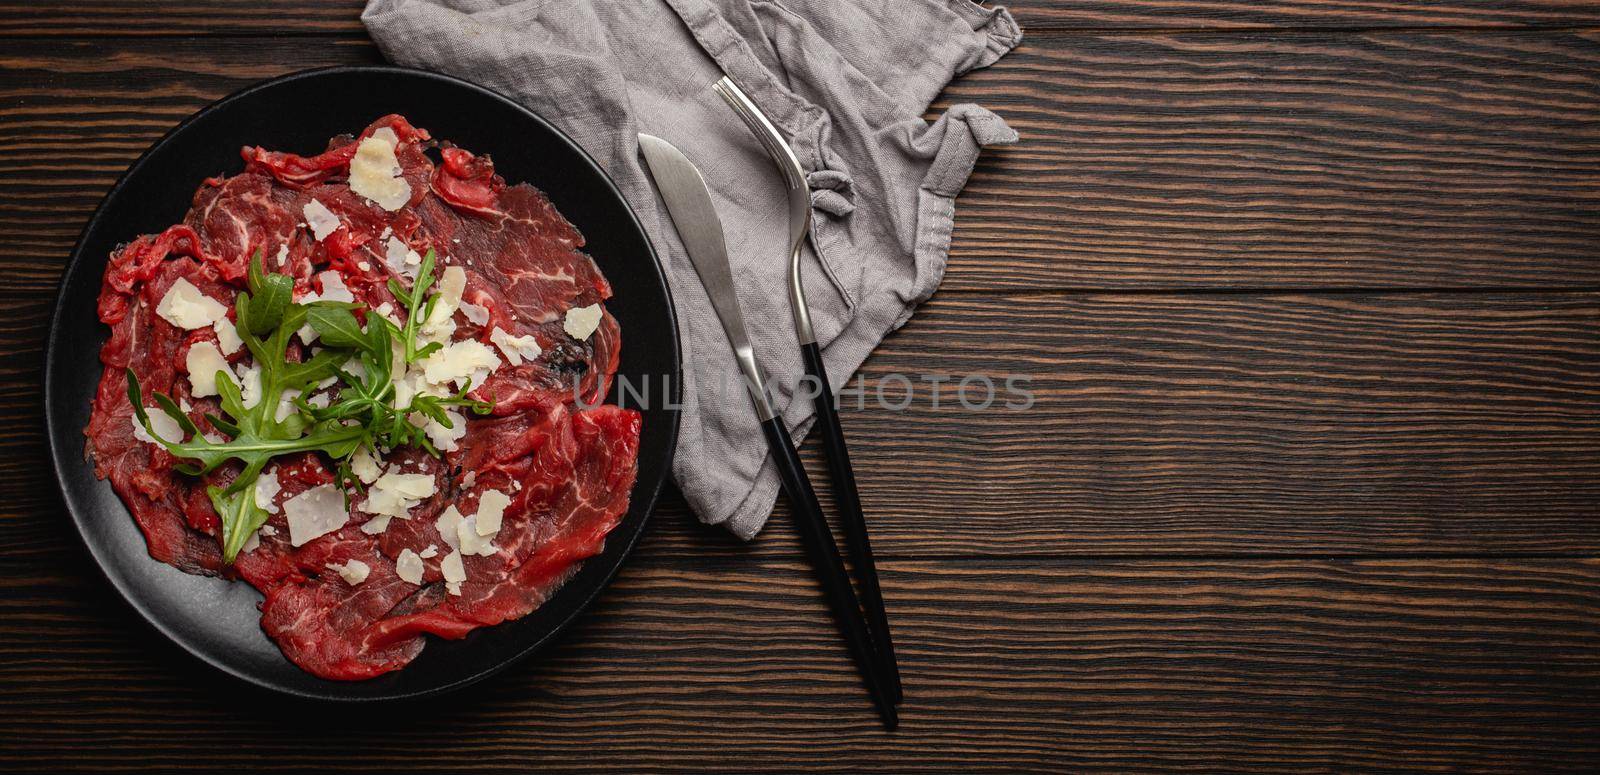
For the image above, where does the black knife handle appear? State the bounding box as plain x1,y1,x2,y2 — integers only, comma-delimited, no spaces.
800,341,902,704
759,415,898,730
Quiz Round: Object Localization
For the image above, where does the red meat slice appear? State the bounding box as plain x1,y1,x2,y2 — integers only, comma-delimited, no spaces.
85,116,641,680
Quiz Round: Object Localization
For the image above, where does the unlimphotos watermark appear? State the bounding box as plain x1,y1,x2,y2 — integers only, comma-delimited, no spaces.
576,372,1034,412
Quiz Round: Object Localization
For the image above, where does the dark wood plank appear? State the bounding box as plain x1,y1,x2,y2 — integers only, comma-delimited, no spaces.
939,30,1600,290
1019,1,1600,29
1,0,1597,36
6,291,1596,562
4,33,1600,293
1,551,1596,772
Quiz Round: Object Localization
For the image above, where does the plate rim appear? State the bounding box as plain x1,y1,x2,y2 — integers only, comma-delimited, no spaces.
42,63,682,702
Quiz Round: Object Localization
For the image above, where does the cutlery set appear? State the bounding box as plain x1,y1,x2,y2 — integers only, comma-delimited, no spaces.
639,76,902,729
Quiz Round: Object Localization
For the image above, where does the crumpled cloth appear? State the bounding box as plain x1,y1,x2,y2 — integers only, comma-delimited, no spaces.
364,0,1020,539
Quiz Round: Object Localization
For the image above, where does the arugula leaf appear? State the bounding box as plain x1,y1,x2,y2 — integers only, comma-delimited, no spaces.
386,248,439,365
243,251,293,336
305,303,366,348
127,248,492,564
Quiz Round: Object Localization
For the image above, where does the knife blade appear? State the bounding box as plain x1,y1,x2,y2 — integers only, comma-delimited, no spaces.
636,132,899,729
637,133,773,420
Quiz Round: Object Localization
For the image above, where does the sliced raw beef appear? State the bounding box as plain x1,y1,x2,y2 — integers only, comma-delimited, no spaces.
86,116,641,680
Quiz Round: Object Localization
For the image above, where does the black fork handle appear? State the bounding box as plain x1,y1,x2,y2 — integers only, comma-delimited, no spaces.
800,341,902,704
759,415,898,729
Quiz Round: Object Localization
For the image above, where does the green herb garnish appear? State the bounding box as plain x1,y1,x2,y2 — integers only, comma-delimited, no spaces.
128,249,491,562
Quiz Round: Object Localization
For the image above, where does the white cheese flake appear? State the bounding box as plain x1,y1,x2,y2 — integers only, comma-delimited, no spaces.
422,408,468,453
236,363,263,408
359,515,391,535
563,303,603,340
474,489,511,537
350,446,382,484
489,327,542,367
213,317,242,354
254,470,281,515
274,243,290,268
441,551,466,595
327,559,371,586
299,270,355,307
185,341,233,398
242,532,261,554
131,410,183,445
349,127,412,211
315,270,355,303
383,236,420,277
459,300,490,327
156,278,229,330
259,525,278,537
419,544,439,559
359,472,436,518
419,339,501,392
425,266,466,330
435,506,463,552
455,514,496,557
273,390,300,422
395,548,424,585
302,199,341,241
283,483,347,547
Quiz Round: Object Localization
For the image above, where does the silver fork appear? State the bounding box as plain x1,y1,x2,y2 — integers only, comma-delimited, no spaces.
713,76,902,705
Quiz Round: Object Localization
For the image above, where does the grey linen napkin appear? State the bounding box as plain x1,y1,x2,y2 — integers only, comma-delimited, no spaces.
363,0,1021,539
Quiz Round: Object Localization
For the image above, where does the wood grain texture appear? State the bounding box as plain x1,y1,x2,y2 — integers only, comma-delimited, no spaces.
1,0,1597,36
2,549,1598,772
4,292,1596,562
940,30,1600,290
4,33,1600,293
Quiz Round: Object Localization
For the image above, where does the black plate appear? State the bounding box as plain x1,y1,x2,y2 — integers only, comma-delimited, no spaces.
43,66,681,700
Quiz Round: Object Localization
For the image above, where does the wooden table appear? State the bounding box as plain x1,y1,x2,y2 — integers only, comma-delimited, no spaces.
3,2,1597,772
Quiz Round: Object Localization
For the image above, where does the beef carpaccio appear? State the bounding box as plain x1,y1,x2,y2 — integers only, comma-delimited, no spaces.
85,115,642,680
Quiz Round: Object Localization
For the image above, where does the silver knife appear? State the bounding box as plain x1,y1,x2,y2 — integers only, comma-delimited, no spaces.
637,133,774,421
637,132,899,729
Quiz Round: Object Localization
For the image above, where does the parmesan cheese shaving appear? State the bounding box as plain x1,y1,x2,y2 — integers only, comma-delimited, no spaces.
418,339,501,392
441,551,466,595
435,506,463,551
395,548,424,585
350,446,382,484
422,409,468,453
213,317,242,354
254,470,281,515
489,327,542,367
327,559,371,586
459,300,490,327
283,483,347,547
359,471,436,518
563,303,603,340
236,363,263,408
384,236,421,277
185,341,233,398
156,278,229,330
349,127,412,211
455,514,496,557
130,410,183,445
425,266,466,330
474,489,511,537
302,199,341,241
